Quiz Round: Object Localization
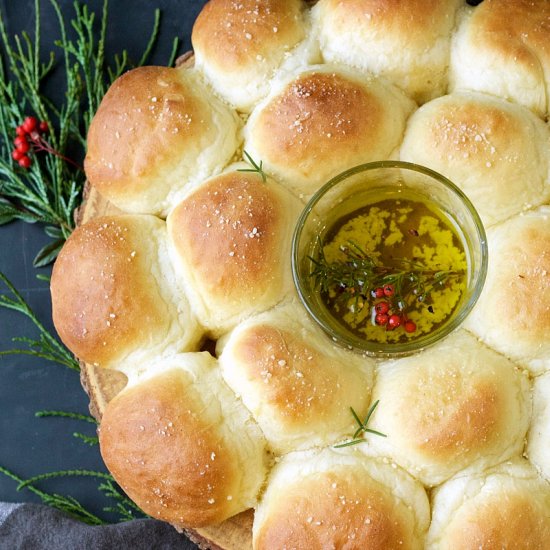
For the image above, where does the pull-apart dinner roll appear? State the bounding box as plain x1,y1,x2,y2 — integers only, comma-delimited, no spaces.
313,0,463,104
217,301,374,453
243,65,415,197
253,448,430,550
99,353,268,528
465,207,550,374
427,459,550,549
364,331,530,487
50,216,202,371
166,168,303,337
84,66,241,216
400,91,550,227
450,0,550,119
192,0,318,112
527,372,550,481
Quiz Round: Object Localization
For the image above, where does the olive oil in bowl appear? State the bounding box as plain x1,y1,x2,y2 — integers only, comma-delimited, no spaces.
292,161,487,357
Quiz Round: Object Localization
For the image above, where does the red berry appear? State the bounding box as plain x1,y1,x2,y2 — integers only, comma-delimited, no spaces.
375,313,389,326
22,116,38,133
387,314,401,330
404,320,417,333
374,301,390,315
14,138,30,153
12,149,24,161
372,287,385,299
15,125,27,136
18,155,32,169
38,120,49,133
383,284,395,297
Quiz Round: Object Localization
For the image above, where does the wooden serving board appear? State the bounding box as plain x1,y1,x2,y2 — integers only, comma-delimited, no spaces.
77,50,253,550
78,184,254,550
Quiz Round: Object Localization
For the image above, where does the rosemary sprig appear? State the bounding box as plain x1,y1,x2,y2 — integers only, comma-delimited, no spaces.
334,400,387,448
0,0,168,266
238,150,267,183
310,239,463,322
0,272,79,370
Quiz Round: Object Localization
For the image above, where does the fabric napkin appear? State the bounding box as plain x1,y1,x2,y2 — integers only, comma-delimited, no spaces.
0,502,198,549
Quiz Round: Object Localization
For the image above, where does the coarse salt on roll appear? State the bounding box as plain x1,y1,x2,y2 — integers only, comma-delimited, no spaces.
527,372,550,482
400,91,550,227
85,66,241,216
313,0,464,104
253,447,430,550
364,330,531,486
427,459,550,548
192,0,318,112
50,215,202,373
449,0,550,119
166,167,303,337
99,352,268,528
244,64,415,197
465,206,550,374
217,300,375,453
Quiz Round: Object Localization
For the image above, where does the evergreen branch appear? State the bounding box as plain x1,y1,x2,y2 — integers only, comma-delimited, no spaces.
0,0,166,264
98,479,147,520
0,465,105,525
72,432,99,446
139,9,161,67
17,469,114,490
35,410,98,424
0,272,79,371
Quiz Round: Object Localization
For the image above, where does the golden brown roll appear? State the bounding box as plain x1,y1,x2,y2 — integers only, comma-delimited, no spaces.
191,0,317,112
450,0,550,119
50,215,202,372
253,447,430,550
85,66,241,216
243,64,415,197
313,0,464,104
527,372,550,481
364,331,531,486
400,91,550,227
217,300,374,453
99,352,268,528
166,167,303,337
465,207,550,374
427,459,550,548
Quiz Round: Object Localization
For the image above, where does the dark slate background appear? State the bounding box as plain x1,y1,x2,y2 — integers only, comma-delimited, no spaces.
0,0,207,546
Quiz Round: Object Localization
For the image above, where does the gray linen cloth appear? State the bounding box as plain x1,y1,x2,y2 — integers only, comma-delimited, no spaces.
0,502,198,549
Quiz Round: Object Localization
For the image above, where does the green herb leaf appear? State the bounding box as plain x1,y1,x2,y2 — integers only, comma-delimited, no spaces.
0,272,79,370
334,401,386,448
238,150,268,183
33,237,64,267
0,0,168,265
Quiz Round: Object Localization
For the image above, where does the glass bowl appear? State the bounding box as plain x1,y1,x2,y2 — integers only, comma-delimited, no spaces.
291,160,488,357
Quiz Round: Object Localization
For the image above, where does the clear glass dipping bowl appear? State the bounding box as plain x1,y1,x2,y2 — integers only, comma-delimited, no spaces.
291,160,488,357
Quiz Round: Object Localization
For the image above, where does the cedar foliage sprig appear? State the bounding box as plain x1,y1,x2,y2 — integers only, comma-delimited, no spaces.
0,272,79,370
0,0,175,266
0,464,146,524
0,465,106,525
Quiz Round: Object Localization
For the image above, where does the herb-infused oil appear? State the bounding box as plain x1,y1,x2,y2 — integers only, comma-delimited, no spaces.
309,192,467,344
